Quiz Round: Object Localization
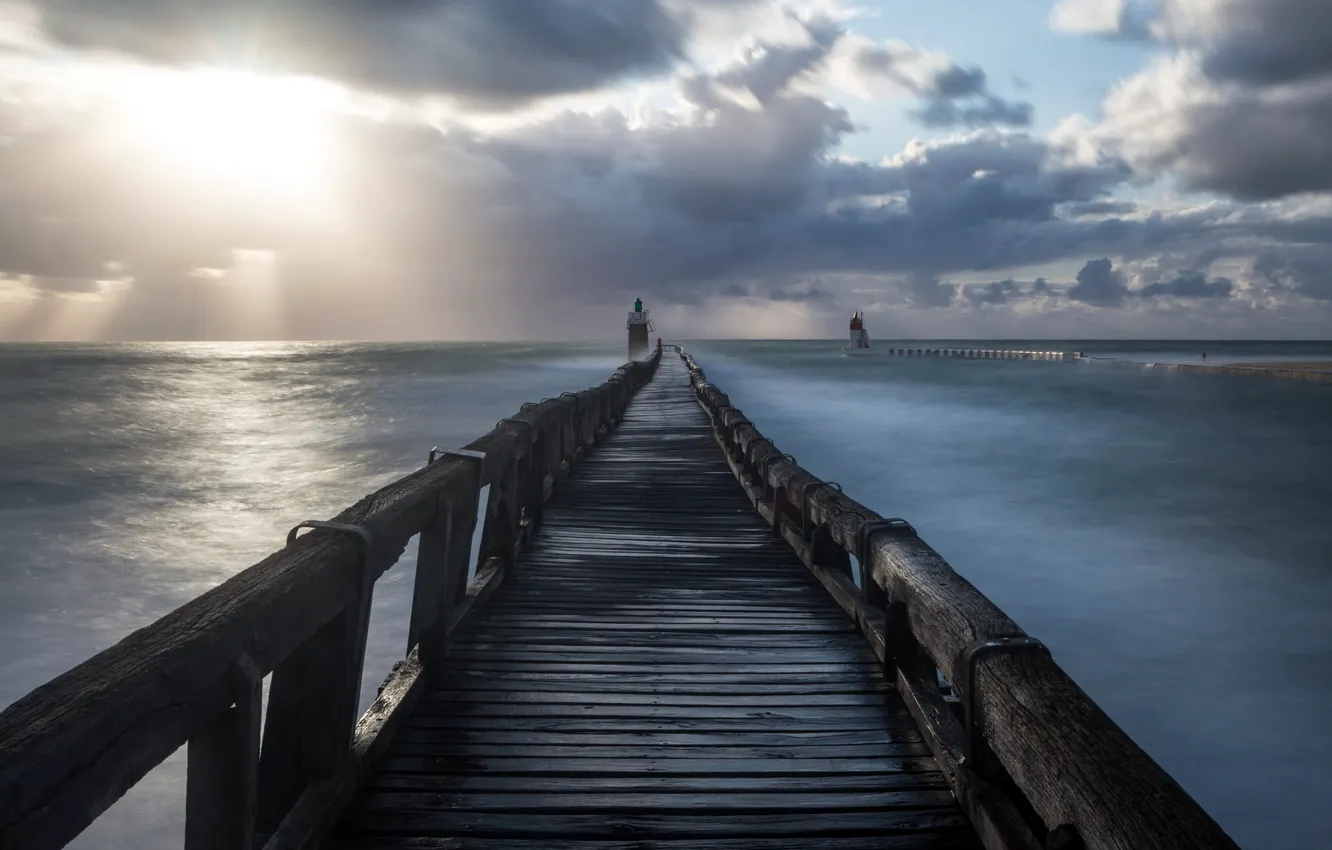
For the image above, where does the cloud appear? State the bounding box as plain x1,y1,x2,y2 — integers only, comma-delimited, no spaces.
1049,0,1156,39
902,272,956,308
1138,269,1234,298
767,284,835,302
1067,257,1130,304
1073,0,1332,199
847,40,1034,128
35,0,712,105
964,278,1020,305
1251,249,1332,301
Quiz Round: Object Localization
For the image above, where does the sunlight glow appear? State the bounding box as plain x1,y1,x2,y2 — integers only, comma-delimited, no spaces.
118,69,341,200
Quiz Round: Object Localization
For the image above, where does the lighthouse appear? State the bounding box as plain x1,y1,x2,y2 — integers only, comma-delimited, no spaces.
848,311,870,349
627,297,654,360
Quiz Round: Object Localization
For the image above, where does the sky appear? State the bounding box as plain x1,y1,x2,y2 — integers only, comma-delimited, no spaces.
0,0,1330,341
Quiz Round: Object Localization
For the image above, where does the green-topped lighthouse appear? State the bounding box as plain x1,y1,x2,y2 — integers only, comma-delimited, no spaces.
626,297,653,361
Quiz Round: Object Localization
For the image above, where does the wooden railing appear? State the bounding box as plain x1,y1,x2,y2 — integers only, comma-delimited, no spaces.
676,347,1238,850
0,350,662,850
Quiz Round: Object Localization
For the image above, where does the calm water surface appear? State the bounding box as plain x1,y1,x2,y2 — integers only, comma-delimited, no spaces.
2,339,1329,849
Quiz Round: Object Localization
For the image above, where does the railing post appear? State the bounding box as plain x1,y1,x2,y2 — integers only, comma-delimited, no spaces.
409,460,483,670
256,526,375,834
185,658,261,850
479,456,520,571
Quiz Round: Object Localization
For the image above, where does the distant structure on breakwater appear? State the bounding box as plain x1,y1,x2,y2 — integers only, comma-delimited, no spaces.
1078,355,1332,385
882,347,1072,361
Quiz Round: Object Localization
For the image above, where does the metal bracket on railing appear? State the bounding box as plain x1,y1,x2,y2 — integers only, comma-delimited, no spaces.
855,518,916,573
956,636,1053,770
497,417,535,446
757,452,796,482
286,521,374,587
800,481,842,540
429,447,486,466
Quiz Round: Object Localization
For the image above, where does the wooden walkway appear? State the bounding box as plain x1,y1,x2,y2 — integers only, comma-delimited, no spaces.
331,355,980,848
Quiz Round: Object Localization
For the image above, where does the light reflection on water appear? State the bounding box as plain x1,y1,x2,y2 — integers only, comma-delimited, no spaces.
0,341,625,850
688,340,1332,850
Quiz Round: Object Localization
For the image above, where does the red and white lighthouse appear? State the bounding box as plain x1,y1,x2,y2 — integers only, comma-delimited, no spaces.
848,311,870,350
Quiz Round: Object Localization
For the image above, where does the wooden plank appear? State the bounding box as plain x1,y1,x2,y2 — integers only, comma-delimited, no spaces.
333,836,980,850
391,730,923,748
431,680,890,695
356,789,959,813
366,772,951,795
386,742,933,760
405,717,917,733
425,690,894,707
377,756,938,776
346,809,972,839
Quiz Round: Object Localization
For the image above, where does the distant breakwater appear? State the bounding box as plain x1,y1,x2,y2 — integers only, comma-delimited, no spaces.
1079,356,1332,384
874,347,1072,361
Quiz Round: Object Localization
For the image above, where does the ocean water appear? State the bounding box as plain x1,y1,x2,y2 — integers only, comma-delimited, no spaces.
2,339,1330,849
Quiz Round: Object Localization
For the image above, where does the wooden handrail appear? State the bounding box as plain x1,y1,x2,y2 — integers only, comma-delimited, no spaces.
676,347,1238,850
0,350,662,850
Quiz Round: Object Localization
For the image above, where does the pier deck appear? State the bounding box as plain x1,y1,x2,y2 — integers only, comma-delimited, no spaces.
331,356,978,848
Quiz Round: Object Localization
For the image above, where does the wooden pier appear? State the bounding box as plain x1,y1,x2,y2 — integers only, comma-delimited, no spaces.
0,347,1238,850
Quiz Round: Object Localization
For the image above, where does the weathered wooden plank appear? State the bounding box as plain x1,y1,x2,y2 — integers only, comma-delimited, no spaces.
387,742,933,760
424,690,893,707
346,809,973,839
356,788,959,813
430,679,891,695
333,836,980,850
404,716,917,733
377,756,938,776
391,730,923,747
409,704,902,722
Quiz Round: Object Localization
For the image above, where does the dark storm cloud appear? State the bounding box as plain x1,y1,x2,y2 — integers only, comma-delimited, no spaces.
1180,92,1332,200
1064,199,1137,216
1082,0,1332,200
1138,270,1234,298
1251,250,1332,301
963,278,1022,305
37,0,699,103
902,273,955,308
767,285,834,302
1184,0,1332,87
1066,258,1129,305
913,95,1033,130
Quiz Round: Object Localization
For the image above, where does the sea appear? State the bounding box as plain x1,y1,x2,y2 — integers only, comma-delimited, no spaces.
1,339,1330,850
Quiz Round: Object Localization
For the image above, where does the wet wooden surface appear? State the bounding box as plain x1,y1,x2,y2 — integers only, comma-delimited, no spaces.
331,356,978,848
